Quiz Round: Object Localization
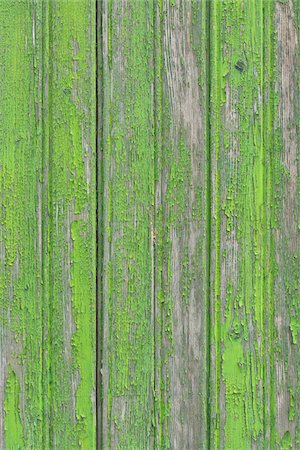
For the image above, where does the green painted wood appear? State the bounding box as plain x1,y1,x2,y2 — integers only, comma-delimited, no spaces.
154,1,210,448
0,1,299,449
210,0,299,449
273,1,299,447
0,1,44,447
48,0,96,447
100,0,155,448
210,1,267,446
1,1,97,446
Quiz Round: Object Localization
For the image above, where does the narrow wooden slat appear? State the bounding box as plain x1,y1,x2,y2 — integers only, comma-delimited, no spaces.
48,1,96,447
42,0,50,447
272,1,299,447
0,1,44,447
210,1,268,447
154,1,209,448
100,0,155,447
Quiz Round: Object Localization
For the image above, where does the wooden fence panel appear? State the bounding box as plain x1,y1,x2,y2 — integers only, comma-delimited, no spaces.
0,0,298,449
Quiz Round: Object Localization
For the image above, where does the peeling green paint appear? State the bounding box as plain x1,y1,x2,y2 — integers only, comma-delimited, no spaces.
0,1,44,447
0,1,298,449
101,1,155,448
49,0,96,447
4,368,23,449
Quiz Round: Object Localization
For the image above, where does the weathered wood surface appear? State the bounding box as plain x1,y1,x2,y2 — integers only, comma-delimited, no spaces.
49,1,96,447
273,1,299,448
0,0,298,449
154,1,209,448
100,0,155,448
0,0,96,448
210,1,299,448
0,1,44,448
210,1,267,447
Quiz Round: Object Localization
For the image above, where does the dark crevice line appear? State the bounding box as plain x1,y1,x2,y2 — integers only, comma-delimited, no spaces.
48,0,54,446
206,0,212,448
160,9,164,448
95,0,103,448
263,1,275,445
152,0,157,445
152,0,164,449
152,0,162,445
268,2,276,444
41,0,50,447
261,0,266,443
208,1,222,447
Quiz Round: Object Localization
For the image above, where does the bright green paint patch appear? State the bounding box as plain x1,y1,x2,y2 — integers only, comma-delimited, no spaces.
0,0,44,447
71,220,96,448
210,0,274,447
222,340,247,447
290,316,299,345
48,0,96,446
281,431,293,449
288,387,295,422
4,368,23,449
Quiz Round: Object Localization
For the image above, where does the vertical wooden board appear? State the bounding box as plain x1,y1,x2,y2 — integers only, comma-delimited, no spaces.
0,1,44,448
154,1,209,448
49,1,96,447
42,0,50,447
272,0,299,447
100,0,155,448
210,0,269,447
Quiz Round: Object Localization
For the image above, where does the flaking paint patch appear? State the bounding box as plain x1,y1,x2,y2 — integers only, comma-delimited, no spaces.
4,367,23,449
48,0,96,446
0,1,44,447
210,0,271,447
101,1,155,447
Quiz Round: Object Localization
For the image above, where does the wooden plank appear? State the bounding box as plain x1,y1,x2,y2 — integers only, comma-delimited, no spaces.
210,0,268,447
48,1,96,447
154,1,209,448
272,1,299,447
0,1,44,448
100,0,155,448
210,0,300,448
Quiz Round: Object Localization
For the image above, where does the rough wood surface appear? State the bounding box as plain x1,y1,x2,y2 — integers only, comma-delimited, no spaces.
210,1,299,449
154,1,209,448
210,1,267,447
0,1,44,447
0,0,298,449
100,0,155,448
0,1,96,448
273,1,299,448
48,1,96,447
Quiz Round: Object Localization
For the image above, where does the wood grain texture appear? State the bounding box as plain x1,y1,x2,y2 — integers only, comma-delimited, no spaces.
48,0,96,448
210,0,271,447
210,0,299,449
273,1,299,447
0,1,44,447
154,1,209,448
100,0,155,448
0,0,299,449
